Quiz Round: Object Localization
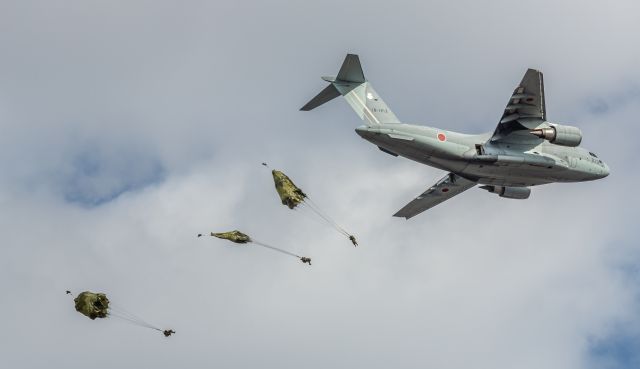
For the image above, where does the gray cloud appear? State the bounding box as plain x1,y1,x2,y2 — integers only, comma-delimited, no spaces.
585,85,640,115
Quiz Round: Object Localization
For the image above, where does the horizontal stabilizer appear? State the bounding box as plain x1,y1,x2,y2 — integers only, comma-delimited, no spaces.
300,84,340,111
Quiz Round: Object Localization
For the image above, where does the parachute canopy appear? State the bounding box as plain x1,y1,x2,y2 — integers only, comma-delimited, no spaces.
211,230,251,244
74,291,109,320
272,170,306,209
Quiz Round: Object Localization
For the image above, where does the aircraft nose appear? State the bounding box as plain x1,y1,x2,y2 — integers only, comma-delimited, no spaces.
601,162,610,178
593,162,610,179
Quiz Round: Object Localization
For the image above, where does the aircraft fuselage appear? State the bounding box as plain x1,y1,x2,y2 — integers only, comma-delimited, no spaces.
355,123,609,187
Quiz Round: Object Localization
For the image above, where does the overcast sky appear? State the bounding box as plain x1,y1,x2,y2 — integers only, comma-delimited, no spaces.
1,1,639,368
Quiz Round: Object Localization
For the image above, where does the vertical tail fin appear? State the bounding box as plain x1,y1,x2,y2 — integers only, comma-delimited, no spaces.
300,54,400,126
336,54,366,83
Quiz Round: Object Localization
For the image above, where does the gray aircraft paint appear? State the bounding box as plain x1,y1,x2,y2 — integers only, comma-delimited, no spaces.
301,54,609,219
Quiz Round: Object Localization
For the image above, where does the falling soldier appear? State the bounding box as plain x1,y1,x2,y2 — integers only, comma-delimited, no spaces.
349,235,358,247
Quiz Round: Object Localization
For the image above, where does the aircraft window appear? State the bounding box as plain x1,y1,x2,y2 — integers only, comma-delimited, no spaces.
589,152,598,158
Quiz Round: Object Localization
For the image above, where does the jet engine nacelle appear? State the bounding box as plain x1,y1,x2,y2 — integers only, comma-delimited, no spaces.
530,124,582,147
480,185,531,199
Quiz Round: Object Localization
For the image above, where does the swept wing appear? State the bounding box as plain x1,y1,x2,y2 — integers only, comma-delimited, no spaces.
394,173,476,219
491,69,546,142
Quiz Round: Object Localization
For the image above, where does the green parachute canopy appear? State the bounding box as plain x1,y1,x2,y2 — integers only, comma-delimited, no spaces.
272,170,306,209
74,291,110,320
211,230,251,244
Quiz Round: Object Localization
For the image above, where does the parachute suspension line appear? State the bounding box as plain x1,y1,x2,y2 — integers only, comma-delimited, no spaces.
110,309,160,330
108,312,160,331
302,202,342,233
306,198,353,239
251,239,302,259
303,197,347,232
108,306,153,328
302,198,351,237
303,202,348,237
108,311,161,331
108,309,159,330
108,303,150,323
108,304,162,332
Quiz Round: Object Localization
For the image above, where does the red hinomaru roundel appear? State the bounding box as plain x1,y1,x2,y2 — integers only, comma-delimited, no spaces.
437,133,446,142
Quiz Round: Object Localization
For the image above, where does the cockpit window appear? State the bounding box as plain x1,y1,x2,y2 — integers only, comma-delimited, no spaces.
589,152,598,158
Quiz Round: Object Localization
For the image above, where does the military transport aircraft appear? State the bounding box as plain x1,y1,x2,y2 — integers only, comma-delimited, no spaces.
301,54,609,219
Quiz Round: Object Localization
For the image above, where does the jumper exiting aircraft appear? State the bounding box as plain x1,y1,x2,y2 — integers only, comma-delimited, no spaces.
301,54,609,219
